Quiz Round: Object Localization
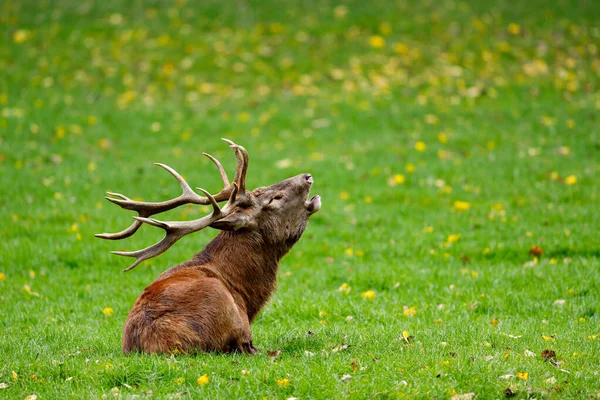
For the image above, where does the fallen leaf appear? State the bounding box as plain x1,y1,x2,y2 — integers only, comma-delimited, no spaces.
542,335,556,342
0,383,7,389
529,245,543,257
267,349,281,361
340,374,352,382
504,387,516,397
541,349,556,361
450,393,475,400
331,344,350,353
24,396,37,400
524,349,535,357
545,376,557,384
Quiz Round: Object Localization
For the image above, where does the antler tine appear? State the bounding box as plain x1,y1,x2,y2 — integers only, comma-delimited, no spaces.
221,138,249,194
95,219,144,240
154,163,198,197
203,152,229,189
115,188,230,271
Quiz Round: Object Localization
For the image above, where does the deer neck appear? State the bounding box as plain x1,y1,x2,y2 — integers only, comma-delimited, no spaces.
191,230,286,321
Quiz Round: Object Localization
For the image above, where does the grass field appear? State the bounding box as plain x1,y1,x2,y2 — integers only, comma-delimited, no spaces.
1,0,599,398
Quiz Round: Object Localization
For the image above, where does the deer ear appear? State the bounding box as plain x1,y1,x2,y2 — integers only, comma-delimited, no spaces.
210,214,256,231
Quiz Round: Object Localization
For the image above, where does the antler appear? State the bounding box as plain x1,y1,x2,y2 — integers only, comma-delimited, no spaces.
96,138,250,271
115,185,239,271
95,138,248,240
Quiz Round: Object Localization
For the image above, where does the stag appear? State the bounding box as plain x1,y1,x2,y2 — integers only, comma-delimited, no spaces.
96,139,321,354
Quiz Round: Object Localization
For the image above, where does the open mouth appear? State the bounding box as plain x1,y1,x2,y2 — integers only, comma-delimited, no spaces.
303,174,320,213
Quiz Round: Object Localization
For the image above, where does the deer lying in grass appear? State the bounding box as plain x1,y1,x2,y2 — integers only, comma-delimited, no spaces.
96,139,321,354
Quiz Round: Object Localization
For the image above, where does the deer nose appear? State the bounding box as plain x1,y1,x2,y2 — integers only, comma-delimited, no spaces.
304,174,313,184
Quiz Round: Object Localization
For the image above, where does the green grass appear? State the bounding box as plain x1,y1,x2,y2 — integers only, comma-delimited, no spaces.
1,0,599,398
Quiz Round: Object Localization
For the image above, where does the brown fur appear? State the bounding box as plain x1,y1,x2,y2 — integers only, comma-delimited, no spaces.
122,174,320,354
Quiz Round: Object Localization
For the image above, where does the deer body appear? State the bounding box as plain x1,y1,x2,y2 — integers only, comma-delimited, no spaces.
98,140,320,354
123,230,284,354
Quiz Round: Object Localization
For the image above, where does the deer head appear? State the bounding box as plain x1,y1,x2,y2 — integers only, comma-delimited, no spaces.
96,139,321,271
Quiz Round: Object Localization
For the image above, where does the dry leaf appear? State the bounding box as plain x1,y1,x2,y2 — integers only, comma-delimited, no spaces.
504,387,516,397
529,245,543,257
524,349,535,357
541,349,556,361
0,383,8,389
340,374,352,382
331,344,350,353
450,393,475,400
267,349,281,361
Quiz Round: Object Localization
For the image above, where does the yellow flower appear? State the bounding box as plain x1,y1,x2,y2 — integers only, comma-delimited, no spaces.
508,23,521,35
361,290,375,300
13,29,31,43
174,377,184,384
422,226,434,233
405,163,416,173
453,201,470,212
12,371,18,380
0,272,5,281
345,248,354,256
276,378,290,387
333,5,348,19
392,174,405,184
414,141,426,152
379,22,392,35
424,114,438,125
102,307,114,317
564,175,577,185
437,133,448,143
338,283,351,294
403,306,417,317
516,371,529,380
196,374,209,386
394,43,409,55
447,234,461,243
339,191,349,200
542,335,556,342
55,126,66,139
369,35,385,49
98,138,111,149
491,317,499,326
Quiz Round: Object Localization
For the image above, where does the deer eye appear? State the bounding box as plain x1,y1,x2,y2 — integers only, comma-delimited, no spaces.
268,194,284,205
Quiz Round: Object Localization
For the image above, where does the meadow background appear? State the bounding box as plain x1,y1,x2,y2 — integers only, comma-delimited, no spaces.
1,0,599,398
